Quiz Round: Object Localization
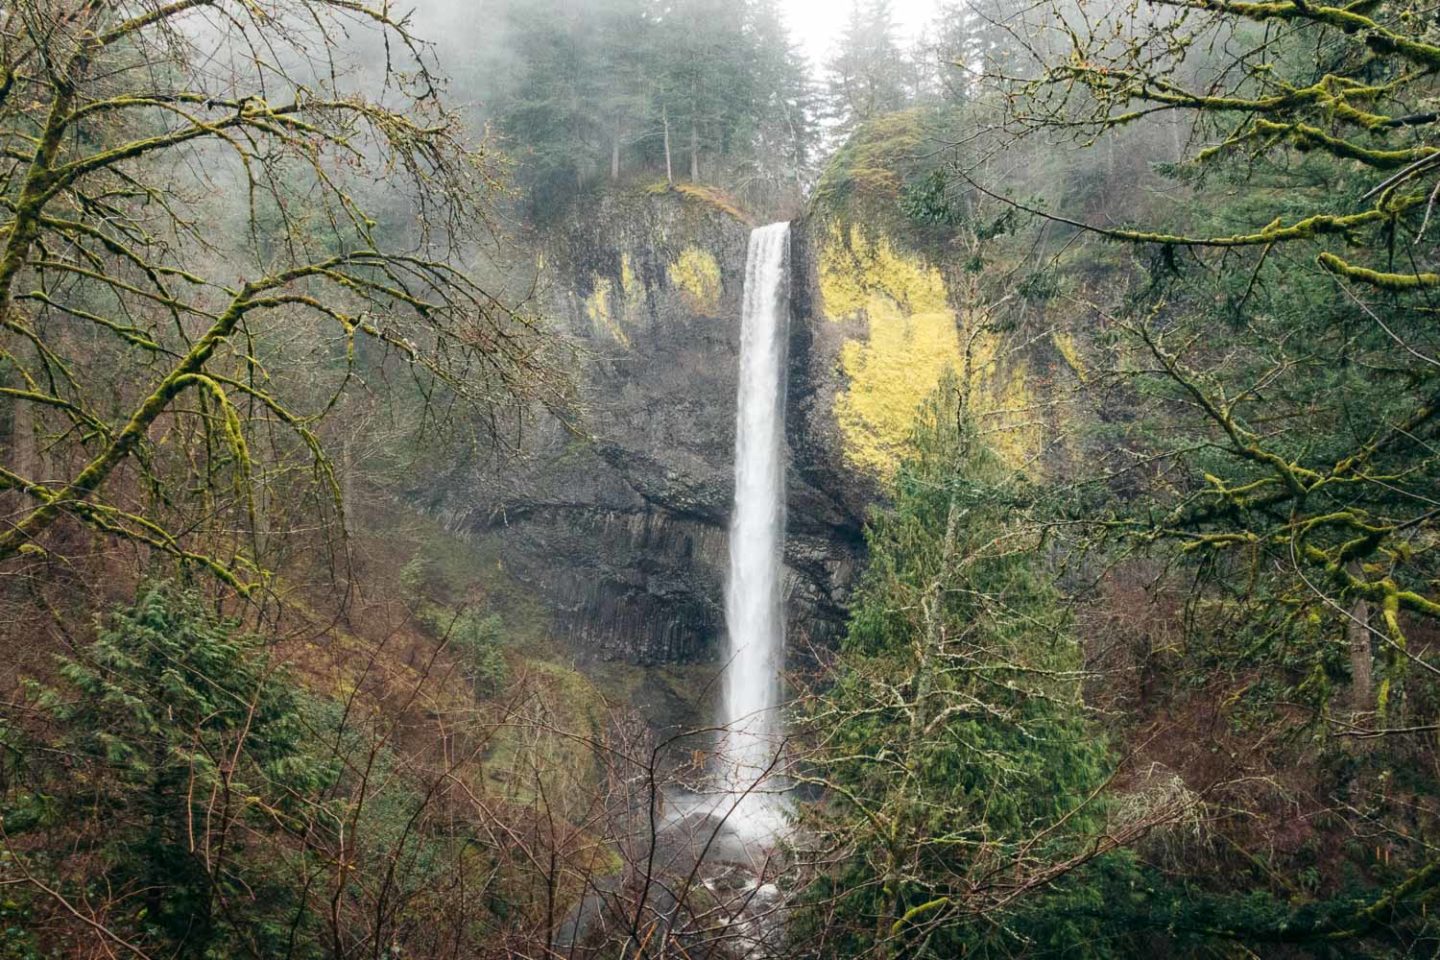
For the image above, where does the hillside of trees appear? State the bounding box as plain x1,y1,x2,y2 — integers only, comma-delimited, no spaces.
4,0,1440,957
453,0,818,217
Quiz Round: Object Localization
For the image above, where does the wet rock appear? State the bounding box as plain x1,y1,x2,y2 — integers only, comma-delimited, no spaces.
455,187,868,669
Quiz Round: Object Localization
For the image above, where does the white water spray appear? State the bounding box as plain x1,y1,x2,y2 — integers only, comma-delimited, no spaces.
720,222,791,836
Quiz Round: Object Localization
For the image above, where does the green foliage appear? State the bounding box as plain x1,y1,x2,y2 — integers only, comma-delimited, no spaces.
897,170,961,226
796,376,1121,956
5,583,330,958
402,539,512,696
0,582,518,956
448,611,510,697
489,0,816,217
402,541,515,699
815,105,994,255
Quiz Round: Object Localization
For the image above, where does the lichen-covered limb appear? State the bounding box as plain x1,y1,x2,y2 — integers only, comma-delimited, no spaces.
1128,322,1440,650
1317,251,1440,288
1104,200,1415,247
1138,326,1320,494
0,0,555,593
41,96,389,204
0,249,377,562
94,0,222,47
0,385,112,438
207,372,343,511
1153,0,1440,69
18,291,166,351
0,464,253,593
1252,119,1434,169
963,174,1419,249
0,287,255,561
1326,862,1440,940
1048,66,1400,130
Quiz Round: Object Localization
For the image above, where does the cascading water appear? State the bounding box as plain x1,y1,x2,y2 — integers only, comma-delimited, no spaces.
720,221,791,838
559,225,794,957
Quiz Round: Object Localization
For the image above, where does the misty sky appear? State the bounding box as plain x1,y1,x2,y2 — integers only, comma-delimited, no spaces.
782,0,941,73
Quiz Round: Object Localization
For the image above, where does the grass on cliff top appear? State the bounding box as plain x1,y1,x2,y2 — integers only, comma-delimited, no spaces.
646,179,752,224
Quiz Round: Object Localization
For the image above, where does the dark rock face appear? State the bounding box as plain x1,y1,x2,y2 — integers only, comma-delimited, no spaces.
783,221,872,655
464,188,866,665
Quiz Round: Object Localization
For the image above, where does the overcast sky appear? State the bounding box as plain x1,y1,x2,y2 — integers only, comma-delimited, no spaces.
781,0,941,75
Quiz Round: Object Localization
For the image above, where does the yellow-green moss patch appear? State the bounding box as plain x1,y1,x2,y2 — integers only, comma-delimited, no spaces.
821,224,961,477
668,246,723,316
819,223,948,320
585,277,629,345
835,299,963,476
1053,331,1088,383
821,223,1043,477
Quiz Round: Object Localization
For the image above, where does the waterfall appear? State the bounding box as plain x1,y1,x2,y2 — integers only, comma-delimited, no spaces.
720,221,791,836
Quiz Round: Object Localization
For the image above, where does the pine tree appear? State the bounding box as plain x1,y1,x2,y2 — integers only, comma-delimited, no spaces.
19,584,328,957
795,377,1117,957
824,0,912,132
651,0,748,182
498,0,609,212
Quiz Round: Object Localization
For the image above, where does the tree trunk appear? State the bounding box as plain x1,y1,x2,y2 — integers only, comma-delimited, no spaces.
662,106,673,185
611,125,621,181
7,393,35,482
689,121,699,181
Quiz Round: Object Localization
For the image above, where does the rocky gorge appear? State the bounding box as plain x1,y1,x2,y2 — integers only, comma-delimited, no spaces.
452,161,1080,681
457,184,871,671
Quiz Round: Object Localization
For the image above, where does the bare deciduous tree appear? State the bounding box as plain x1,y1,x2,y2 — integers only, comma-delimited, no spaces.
0,0,560,595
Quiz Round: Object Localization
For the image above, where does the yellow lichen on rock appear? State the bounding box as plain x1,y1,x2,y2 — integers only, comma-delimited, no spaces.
834,297,963,476
668,246,722,316
819,224,947,320
821,223,961,477
585,277,629,346
821,223,1041,478
1052,331,1088,383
